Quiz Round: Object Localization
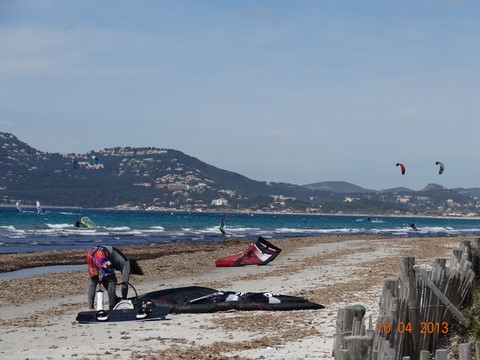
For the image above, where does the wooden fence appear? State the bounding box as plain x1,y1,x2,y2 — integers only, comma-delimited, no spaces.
333,239,480,359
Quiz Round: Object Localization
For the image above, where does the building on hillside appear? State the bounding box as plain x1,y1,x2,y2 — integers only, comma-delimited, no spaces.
211,198,228,206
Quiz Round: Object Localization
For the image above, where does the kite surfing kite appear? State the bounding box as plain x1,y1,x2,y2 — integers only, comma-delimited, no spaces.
435,161,445,175
396,163,406,175
215,237,282,267
91,155,99,166
76,285,324,323
134,286,324,313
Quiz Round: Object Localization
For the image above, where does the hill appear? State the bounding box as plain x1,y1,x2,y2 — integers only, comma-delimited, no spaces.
1,132,480,216
303,181,375,193
0,132,310,210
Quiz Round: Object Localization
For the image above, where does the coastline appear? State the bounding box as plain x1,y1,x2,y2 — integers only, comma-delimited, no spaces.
0,235,470,359
3,202,480,219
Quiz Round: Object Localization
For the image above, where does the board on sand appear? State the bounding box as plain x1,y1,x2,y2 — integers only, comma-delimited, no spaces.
76,306,171,323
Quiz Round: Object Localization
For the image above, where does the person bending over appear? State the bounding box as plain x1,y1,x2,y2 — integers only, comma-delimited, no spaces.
86,245,144,310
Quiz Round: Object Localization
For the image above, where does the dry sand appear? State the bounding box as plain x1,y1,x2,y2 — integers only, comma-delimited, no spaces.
0,235,467,359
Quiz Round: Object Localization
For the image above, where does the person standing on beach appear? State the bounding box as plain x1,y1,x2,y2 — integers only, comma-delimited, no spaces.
86,245,144,310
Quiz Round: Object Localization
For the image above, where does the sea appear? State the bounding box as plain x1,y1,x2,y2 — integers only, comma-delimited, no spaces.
2,207,480,254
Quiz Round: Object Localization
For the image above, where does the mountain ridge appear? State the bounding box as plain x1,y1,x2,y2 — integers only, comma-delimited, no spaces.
1,132,479,216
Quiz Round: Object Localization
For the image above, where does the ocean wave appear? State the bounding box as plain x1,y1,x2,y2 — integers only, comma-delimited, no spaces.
46,223,72,229
105,226,131,231
0,225,17,230
1,208,480,253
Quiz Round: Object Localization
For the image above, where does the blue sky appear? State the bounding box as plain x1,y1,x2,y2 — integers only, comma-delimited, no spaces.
1,0,480,190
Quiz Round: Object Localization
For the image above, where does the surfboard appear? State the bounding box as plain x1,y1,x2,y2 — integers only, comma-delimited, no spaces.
76,306,171,323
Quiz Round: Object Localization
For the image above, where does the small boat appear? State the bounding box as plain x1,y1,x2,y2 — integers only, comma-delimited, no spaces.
75,216,101,229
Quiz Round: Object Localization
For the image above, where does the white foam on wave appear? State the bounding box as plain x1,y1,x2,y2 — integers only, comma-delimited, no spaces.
46,223,71,229
105,226,131,231
34,229,65,235
109,229,145,237
199,226,221,233
0,225,17,231
274,227,357,234
142,228,166,233
149,226,165,230
237,226,258,231
75,230,109,236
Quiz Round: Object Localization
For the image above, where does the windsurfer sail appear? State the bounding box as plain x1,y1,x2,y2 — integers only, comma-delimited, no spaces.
15,201,22,213
36,201,44,214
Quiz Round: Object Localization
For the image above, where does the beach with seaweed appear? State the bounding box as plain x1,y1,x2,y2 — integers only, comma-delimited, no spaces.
0,235,467,359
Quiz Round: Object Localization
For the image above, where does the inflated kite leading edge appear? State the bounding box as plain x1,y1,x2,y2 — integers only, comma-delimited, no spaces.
215,236,282,267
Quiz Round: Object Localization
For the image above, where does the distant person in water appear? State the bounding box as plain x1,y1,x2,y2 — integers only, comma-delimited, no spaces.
410,223,419,231
86,245,144,310
220,218,226,234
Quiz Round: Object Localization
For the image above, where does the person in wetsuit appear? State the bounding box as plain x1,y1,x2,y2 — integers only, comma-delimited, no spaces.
86,245,143,310
219,218,226,234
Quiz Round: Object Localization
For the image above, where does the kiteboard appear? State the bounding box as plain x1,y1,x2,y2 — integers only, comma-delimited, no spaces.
76,306,171,324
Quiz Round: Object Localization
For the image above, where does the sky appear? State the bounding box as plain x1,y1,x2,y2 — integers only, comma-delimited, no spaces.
1,0,480,191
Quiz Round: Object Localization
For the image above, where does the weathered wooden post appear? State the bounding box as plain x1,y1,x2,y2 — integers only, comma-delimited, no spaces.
419,350,430,360
402,256,417,357
459,343,470,360
472,239,480,275
476,341,480,360
413,265,470,327
334,304,370,359
434,349,448,360
338,349,351,360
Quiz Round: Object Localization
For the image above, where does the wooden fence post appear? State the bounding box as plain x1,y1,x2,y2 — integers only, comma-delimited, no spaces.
334,304,369,359
336,241,476,360
435,349,448,360
413,265,470,327
404,256,418,356
419,350,430,360
459,343,470,360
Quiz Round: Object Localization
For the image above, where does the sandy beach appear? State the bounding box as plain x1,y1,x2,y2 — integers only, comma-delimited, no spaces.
0,235,468,359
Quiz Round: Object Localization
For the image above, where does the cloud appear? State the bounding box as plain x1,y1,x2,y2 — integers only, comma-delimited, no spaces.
250,6,271,18
235,6,273,19
0,119,17,127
